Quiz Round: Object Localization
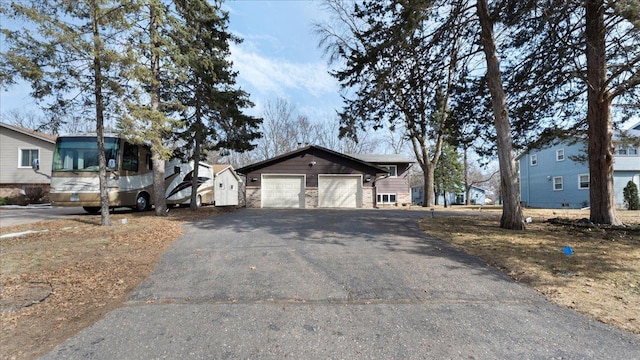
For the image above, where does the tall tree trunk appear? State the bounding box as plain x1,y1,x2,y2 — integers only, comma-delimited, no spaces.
92,1,110,226
190,120,203,211
585,0,621,225
150,4,166,216
422,164,435,207
476,0,524,230
464,146,470,205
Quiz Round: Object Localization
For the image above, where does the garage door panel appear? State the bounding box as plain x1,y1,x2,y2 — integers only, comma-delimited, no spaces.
319,175,361,208
262,175,304,208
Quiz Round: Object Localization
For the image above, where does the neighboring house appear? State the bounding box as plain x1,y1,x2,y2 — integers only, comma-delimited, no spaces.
518,122,640,209
348,153,414,208
0,122,57,199
236,145,413,209
411,185,486,206
212,164,240,206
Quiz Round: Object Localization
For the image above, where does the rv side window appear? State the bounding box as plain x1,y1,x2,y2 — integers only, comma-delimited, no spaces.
122,142,139,172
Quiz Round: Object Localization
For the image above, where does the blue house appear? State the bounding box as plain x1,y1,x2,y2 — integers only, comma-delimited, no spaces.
518,122,640,209
411,184,486,206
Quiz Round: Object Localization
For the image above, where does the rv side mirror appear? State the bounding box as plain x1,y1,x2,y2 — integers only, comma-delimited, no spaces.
31,159,40,171
107,159,116,170
174,166,181,174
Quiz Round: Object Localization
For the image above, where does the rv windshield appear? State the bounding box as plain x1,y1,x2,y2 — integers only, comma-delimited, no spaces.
53,137,119,172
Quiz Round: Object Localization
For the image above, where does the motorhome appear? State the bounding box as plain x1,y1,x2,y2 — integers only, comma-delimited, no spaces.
49,134,215,213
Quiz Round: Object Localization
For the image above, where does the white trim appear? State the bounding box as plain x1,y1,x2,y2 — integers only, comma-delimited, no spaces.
318,174,363,208
556,149,565,162
381,165,397,177
530,154,538,166
377,192,397,204
18,147,40,168
553,176,563,191
578,174,589,190
260,174,306,208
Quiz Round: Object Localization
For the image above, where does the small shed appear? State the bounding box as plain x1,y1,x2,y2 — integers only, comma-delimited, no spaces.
213,164,240,206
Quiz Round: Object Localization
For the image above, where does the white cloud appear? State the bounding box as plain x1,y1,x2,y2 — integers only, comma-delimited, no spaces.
230,43,337,100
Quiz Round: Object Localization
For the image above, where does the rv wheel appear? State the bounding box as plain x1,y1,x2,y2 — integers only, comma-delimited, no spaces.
83,206,100,214
135,193,150,212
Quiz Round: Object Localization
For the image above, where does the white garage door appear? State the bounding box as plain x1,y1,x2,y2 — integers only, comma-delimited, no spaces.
261,175,305,208
318,175,362,208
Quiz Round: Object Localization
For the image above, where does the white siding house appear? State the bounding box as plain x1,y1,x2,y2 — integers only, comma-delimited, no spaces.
0,122,56,199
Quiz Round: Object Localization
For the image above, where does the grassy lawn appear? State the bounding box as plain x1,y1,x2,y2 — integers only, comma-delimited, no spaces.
418,206,640,336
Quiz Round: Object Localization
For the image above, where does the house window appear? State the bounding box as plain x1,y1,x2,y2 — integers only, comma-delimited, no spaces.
629,146,638,156
578,174,589,189
377,193,397,204
19,148,39,168
616,144,628,156
556,149,565,161
382,165,397,177
530,154,538,166
553,176,563,191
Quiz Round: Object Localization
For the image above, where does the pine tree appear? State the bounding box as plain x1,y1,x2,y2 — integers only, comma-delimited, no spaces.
169,0,261,210
316,0,468,207
119,0,182,216
623,181,639,211
1,0,136,225
434,143,464,207
499,0,640,225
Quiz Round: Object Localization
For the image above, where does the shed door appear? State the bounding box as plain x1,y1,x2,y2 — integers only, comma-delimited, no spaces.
318,175,362,208
261,175,305,208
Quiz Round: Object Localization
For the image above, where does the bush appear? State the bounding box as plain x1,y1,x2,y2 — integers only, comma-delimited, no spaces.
0,197,10,206
23,186,46,204
623,181,639,210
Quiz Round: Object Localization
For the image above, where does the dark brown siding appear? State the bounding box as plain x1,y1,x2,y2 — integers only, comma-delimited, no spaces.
244,148,377,188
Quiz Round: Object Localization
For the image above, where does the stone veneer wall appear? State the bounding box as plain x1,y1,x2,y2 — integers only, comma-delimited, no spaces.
362,187,375,209
305,188,318,208
245,186,261,208
244,186,396,209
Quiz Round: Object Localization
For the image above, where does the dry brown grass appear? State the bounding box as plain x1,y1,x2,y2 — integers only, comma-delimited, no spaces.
418,206,640,336
0,206,223,360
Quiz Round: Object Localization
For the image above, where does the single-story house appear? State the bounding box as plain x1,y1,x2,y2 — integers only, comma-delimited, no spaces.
0,122,57,201
236,145,413,208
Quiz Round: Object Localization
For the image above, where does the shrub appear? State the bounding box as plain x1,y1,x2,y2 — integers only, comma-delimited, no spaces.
623,181,639,210
23,186,46,204
0,197,10,206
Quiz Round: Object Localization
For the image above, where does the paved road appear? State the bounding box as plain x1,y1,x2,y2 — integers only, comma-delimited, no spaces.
0,206,87,228
42,209,640,359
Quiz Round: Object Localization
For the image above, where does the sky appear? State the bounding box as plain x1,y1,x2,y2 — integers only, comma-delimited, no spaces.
0,0,343,128
224,0,341,121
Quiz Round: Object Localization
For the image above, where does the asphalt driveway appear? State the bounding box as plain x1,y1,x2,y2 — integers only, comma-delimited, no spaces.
43,209,640,359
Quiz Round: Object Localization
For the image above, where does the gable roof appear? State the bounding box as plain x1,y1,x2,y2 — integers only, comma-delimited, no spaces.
213,164,240,181
236,145,388,174
0,122,57,144
349,153,414,164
